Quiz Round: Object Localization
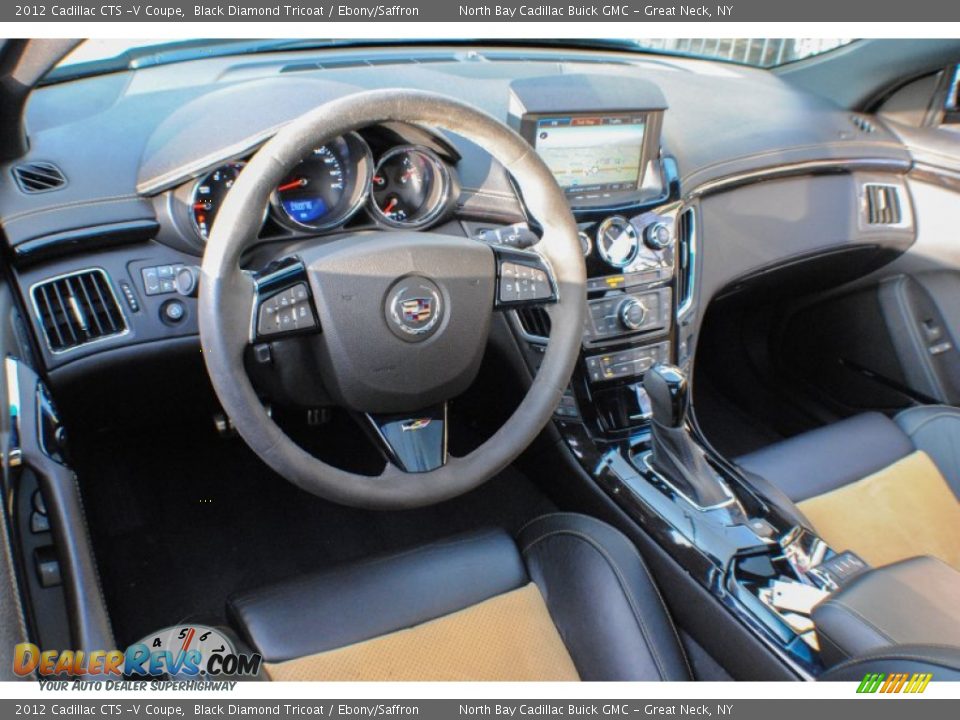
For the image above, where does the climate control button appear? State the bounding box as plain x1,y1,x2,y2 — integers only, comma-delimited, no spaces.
618,297,647,331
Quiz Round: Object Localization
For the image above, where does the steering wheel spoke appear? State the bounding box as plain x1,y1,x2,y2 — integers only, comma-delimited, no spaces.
492,246,558,309
363,403,448,473
252,257,321,342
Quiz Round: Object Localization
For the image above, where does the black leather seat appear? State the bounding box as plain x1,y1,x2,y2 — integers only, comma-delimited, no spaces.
226,513,692,681
736,406,960,571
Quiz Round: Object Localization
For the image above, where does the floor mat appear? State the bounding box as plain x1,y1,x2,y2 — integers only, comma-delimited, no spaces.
75,417,554,646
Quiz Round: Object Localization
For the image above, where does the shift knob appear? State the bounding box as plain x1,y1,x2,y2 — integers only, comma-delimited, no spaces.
644,364,688,429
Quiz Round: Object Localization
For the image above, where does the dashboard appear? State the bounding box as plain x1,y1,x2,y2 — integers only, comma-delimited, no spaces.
0,44,922,411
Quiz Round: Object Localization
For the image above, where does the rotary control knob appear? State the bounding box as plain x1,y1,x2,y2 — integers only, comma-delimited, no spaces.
644,221,673,250
578,231,593,257
618,297,647,331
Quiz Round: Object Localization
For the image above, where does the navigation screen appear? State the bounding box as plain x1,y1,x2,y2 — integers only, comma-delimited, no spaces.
534,114,646,195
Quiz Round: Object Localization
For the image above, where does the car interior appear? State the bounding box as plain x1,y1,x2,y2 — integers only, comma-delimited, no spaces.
2,37,960,682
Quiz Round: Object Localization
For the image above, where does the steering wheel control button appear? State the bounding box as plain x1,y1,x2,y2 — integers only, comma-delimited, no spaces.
257,283,316,337
385,277,443,342
494,249,557,307
499,262,552,303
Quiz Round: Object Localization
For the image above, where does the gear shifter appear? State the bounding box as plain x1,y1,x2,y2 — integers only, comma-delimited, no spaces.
643,364,733,509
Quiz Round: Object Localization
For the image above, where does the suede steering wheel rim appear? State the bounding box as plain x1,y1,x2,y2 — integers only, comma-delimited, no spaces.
199,89,586,510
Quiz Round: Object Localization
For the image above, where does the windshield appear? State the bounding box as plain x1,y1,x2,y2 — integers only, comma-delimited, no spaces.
50,38,856,82
635,38,854,68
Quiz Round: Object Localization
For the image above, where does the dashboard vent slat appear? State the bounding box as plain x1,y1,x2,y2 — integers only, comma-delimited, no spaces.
864,184,902,226
676,208,696,315
12,161,67,193
850,115,877,133
516,307,552,340
32,269,126,353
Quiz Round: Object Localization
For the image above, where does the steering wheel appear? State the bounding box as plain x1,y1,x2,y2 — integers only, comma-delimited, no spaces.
199,90,586,509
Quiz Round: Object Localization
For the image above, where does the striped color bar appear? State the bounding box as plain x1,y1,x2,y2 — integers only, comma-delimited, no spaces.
857,672,933,693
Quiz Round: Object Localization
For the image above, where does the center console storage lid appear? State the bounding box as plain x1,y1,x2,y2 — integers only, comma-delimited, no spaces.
812,556,960,665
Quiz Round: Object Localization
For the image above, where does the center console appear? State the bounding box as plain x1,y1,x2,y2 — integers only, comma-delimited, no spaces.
496,73,887,679
503,74,690,437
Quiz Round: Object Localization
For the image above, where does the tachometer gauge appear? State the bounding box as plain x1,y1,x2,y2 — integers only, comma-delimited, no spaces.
596,216,640,268
191,162,245,241
369,146,451,229
272,134,372,232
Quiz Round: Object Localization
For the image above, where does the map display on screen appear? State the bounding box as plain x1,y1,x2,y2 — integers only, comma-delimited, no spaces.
534,115,646,194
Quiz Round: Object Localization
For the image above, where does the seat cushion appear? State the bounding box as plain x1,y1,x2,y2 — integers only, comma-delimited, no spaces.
265,583,579,681
226,513,690,681
736,409,960,571
227,527,528,664
797,451,960,570
735,412,915,502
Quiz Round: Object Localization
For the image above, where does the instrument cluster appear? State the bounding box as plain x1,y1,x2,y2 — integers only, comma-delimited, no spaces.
186,132,456,244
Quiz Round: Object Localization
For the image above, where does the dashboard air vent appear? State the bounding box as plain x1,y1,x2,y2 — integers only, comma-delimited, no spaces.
280,54,458,73
676,208,696,315
516,306,551,340
12,162,67,194
850,115,876,133
864,184,903,225
32,269,127,353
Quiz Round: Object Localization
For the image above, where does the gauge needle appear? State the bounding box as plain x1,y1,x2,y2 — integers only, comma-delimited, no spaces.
277,178,308,192
383,197,399,214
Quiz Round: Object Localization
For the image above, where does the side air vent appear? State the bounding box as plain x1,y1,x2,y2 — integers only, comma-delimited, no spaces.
676,208,697,316
32,269,127,353
516,306,551,340
12,162,67,194
864,184,903,225
850,115,877,133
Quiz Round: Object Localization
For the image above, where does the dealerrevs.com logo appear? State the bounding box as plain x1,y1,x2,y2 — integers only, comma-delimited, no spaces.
13,625,262,679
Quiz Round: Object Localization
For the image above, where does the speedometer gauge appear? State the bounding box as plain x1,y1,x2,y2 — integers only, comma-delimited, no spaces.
596,216,640,268
369,146,451,229
271,133,372,232
191,162,244,240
